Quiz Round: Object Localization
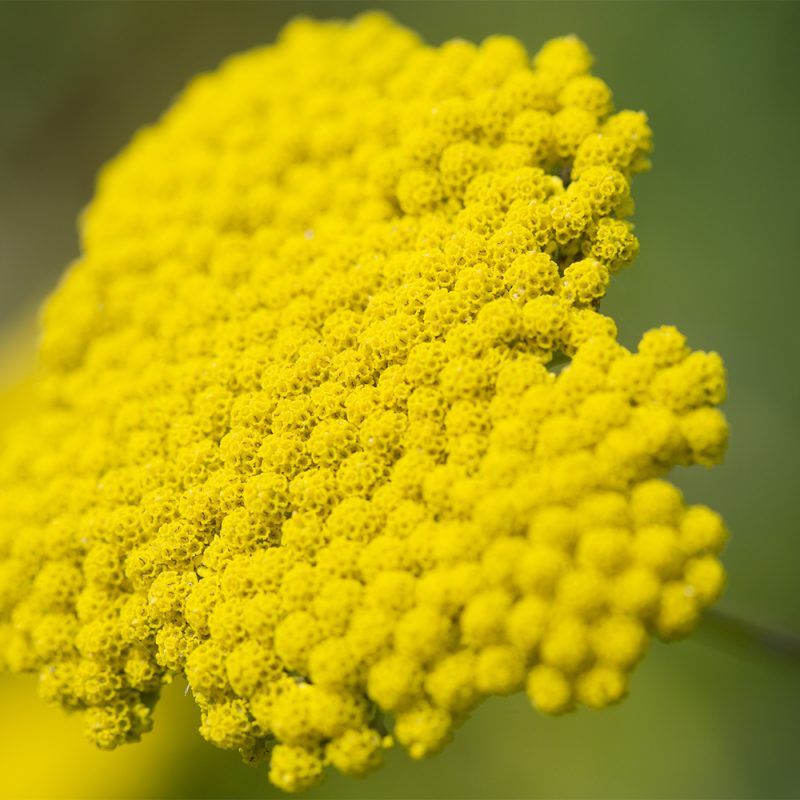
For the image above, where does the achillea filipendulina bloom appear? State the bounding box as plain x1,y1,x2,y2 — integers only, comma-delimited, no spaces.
0,13,728,792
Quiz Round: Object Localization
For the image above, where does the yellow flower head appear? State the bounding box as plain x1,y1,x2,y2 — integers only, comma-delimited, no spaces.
0,13,728,792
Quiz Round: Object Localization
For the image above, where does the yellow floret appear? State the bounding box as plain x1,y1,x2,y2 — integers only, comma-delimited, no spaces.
326,727,388,776
393,702,453,759
526,664,573,715
656,582,701,639
425,649,479,712
199,699,253,750
534,35,593,81
540,616,592,672
551,107,597,160
269,743,325,793
367,653,423,711
475,645,526,694
679,505,728,555
684,556,726,605
590,616,647,667
576,665,627,709
559,75,614,119
561,258,611,306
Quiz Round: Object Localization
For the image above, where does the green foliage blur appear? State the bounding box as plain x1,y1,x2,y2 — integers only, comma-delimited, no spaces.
0,2,798,798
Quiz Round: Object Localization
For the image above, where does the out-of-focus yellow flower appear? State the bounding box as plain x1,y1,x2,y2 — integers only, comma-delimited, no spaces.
0,624,195,799
0,13,727,793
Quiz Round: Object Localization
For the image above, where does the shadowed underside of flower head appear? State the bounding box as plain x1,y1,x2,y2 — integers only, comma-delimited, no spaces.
0,12,728,793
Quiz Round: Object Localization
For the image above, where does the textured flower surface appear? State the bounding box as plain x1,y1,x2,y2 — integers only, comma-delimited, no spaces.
0,13,728,793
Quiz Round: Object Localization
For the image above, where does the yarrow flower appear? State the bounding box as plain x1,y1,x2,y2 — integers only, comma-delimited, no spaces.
0,13,728,793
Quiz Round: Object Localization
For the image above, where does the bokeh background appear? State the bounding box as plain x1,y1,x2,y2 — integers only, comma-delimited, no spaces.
1,2,799,798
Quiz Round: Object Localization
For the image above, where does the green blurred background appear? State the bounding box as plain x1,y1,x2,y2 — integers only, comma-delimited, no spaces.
1,2,798,798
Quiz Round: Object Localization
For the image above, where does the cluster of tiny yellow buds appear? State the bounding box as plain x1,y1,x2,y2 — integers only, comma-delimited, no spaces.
0,13,727,794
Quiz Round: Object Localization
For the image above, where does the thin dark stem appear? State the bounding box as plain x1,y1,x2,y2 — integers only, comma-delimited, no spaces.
700,607,800,663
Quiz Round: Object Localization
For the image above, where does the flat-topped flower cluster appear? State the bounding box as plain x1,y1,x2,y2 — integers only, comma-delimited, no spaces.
0,13,727,793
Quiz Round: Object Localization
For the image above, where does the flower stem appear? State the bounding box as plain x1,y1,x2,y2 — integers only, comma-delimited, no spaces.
699,608,800,663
